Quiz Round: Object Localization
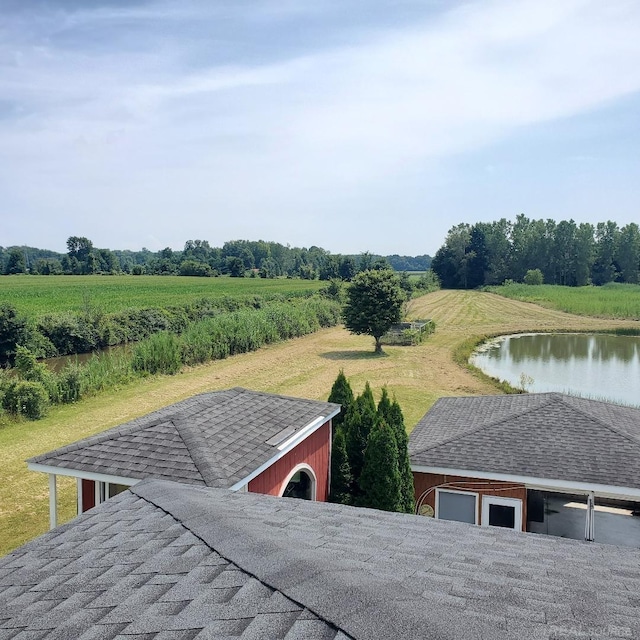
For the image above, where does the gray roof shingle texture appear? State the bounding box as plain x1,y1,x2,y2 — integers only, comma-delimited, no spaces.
409,392,640,489
3,479,640,639
28,388,339,488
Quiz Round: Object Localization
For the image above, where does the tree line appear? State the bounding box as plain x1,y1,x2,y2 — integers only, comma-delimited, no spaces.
1,237,431,279
432,216,640,288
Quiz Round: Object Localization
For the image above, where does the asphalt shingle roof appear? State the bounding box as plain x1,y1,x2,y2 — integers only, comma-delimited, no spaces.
2,479,640,639
409,392,640,489
28,388,339,488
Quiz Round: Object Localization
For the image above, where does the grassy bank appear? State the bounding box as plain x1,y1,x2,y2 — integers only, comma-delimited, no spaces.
0,275,324,317
2,289,638,556
486,282,640,321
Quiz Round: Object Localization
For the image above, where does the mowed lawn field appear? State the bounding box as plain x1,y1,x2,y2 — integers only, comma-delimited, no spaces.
1,289,639,556
0,275,325,316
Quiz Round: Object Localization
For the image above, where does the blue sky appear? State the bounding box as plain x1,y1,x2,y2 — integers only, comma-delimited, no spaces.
1,0,639,256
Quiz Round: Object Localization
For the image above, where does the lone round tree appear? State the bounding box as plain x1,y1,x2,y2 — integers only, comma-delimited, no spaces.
342,269,406,353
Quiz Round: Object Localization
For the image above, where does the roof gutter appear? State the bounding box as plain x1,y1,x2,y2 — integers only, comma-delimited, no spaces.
27,462,141,487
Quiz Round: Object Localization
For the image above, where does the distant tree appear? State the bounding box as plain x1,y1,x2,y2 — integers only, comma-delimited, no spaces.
226,256,245,277
32,258,62,275
338,256,357,281
4,248,26,275
398,271,413,296
327,369,354,431
343,270,406,353
414,270,440,293
179,260,213,277
259,257,278,279
319,255,340,281
358,251,374,272
592,221,619,285
360,420,402,512
523,269,544,285
66,236,95,274
329,429,352,505
615,223,640,284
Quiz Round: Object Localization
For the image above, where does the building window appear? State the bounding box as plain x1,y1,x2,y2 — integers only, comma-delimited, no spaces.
280,464,317,500
436,489,478,524
107,483,128,499
481,496,523,531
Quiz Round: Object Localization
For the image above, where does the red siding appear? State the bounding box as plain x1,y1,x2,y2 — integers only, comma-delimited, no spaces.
82,479,96,512
248,421,331,501
413,471,527,528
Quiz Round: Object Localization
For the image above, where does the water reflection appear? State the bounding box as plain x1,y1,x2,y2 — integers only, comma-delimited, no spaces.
471,334,640,406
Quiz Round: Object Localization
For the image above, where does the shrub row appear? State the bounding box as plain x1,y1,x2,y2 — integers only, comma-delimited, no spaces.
27,292,318,358
0,297,341,420
133,298,341,375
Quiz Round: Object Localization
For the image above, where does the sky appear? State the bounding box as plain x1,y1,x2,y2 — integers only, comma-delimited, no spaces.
1,0,640,257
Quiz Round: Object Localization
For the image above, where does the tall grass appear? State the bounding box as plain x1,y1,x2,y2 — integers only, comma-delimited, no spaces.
486,282,640,320
0,296,342,418
136,298,341,375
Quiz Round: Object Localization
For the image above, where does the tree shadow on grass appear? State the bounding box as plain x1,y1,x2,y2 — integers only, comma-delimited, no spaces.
320,350,389,360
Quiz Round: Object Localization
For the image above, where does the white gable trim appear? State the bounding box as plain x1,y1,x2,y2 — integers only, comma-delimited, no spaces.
27,462,140,487
229,410,338,492
411,464,640,501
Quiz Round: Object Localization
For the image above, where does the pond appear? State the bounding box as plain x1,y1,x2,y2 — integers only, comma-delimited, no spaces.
470,333,640,407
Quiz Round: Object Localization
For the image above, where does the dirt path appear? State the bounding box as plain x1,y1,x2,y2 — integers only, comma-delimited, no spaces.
1,290,638,554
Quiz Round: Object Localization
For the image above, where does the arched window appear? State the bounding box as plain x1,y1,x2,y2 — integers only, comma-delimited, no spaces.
280,464,317,501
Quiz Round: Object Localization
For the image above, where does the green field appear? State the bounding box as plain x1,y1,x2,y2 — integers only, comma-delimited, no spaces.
487,282,640,320
0,275,325,317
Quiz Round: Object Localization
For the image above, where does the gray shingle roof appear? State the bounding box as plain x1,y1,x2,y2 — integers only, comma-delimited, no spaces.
28,388,339,488
3,478,640,639
409,393,640,489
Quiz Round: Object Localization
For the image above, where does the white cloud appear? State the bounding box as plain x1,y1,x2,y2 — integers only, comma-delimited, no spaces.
1,0,640,253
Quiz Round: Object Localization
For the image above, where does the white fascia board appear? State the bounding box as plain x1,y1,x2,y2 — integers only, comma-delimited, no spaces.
410,465,640,501
27,462,140,487
228,411,338,492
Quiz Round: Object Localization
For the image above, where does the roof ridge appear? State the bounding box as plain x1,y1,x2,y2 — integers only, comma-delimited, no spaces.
173,418,230,486
132,480,462,640
27,414,175,463
557,395,640,447
410,394,560,455
132,481,353,639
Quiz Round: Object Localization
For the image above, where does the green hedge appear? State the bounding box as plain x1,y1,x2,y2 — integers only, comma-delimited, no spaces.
1,296,341,419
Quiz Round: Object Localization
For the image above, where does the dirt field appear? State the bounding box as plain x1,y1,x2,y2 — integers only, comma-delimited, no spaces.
1,289,638,555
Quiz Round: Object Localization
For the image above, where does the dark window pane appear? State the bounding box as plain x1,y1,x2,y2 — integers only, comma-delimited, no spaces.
488,504,515,528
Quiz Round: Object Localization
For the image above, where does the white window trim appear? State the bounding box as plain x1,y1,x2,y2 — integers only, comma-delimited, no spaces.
435,488,479,525
481,495,523,531
279,463,317,501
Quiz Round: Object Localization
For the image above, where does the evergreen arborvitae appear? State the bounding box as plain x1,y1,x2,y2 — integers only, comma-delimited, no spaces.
329,429,352,505
327,369,354,430
360,381,376,415
344,401,366,496
377,387,393,424
388,399,416,514
360,419,402,512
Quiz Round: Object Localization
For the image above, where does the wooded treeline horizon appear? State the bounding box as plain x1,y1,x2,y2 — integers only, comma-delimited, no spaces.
432,215,640,288
0,238,431,279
